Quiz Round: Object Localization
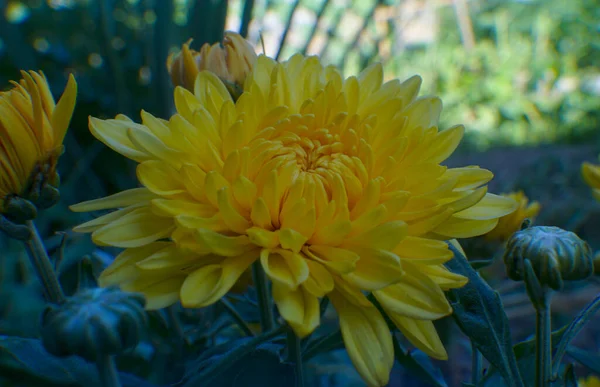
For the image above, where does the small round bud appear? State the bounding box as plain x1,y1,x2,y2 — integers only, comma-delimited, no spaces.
3,196,38,223
36,183,61,211
503,226,593,291
41,287,147,361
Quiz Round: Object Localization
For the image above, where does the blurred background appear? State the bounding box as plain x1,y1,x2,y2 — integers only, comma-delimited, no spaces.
1,0,600,385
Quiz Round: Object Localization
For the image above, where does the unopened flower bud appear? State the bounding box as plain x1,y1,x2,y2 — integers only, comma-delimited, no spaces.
41,287,147,361
4,196,37,223
503,226,593,291
167,31,257,99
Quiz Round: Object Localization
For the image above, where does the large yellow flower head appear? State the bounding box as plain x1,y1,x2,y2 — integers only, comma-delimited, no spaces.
0,71,77,212
72,54,516,386
485,191,540,241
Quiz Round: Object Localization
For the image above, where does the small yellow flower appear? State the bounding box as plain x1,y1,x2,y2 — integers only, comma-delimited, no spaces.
166,31,257,96
579,375,600,387
72,54,516,386
485,191,540,241
583,160,600,200
0,71,77,212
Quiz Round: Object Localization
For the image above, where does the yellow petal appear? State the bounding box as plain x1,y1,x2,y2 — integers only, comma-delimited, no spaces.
374,262,451,320
137,160,186,196
345,220,407,251
194,228,255,256
250,197,273,230
135,244,200,270
98,242,169,287
342,246,404,291
304,245,358,274
453,193,518,220
70,188,157,212
260,248,309,289
217,187,251,234
92,207,175,247
180,249,258,307
151,198,215,217
89,117,150,162
73,205,142,233
279,228,308,254
582,162,600,188
51,73,77,146
127,126,182,167
389,316,448,360
393,236,453,264
434,217,499,238
302,259,334,297
329,290,394,387
123,275,186,310
272,282,319,338
418,263,468,290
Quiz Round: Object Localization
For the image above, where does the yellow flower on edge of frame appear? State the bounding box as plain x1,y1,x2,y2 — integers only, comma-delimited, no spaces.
166,31,257,95
485,191,540,241
0,71,77,211
71,54,518,386
579,375,600,387
583,160,600,200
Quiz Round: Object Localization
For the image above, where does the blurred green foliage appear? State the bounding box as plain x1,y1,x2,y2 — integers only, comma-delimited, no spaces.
386,0,600,150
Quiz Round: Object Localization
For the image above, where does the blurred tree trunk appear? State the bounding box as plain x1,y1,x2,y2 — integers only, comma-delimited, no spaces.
190,0,228,45
145,0,174,119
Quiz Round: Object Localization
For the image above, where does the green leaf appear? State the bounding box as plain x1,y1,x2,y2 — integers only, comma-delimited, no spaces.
393,333,448,387
566,346,600,374
445,243,524,387
0,335,156,387
182,326,289,386
552,293,600,375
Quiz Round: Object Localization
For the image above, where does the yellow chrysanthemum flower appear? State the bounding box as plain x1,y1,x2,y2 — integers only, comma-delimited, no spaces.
485,191,540,241
72,54,516,386
579,375,600,387
166,31,257,95
0,71,77,211
582,160,600,200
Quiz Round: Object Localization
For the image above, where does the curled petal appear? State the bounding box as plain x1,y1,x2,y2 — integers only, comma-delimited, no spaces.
180,249,258,307
329,290,394,387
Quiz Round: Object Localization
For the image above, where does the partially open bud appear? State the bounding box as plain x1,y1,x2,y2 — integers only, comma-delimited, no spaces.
503,226,593,291
41,287,147,361
485,191,541,242
166,31,257,99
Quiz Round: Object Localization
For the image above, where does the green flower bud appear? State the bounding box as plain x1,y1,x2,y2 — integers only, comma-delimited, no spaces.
503,226,593,291
3,196,37,223
41,287,147,361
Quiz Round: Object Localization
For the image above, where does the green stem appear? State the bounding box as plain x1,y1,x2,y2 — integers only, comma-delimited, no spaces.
286,328,305,387
24,220,65,304
97,355,121,387
252,261,274,331
471,340,482,385
535,291,551,387
220,298,255,337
